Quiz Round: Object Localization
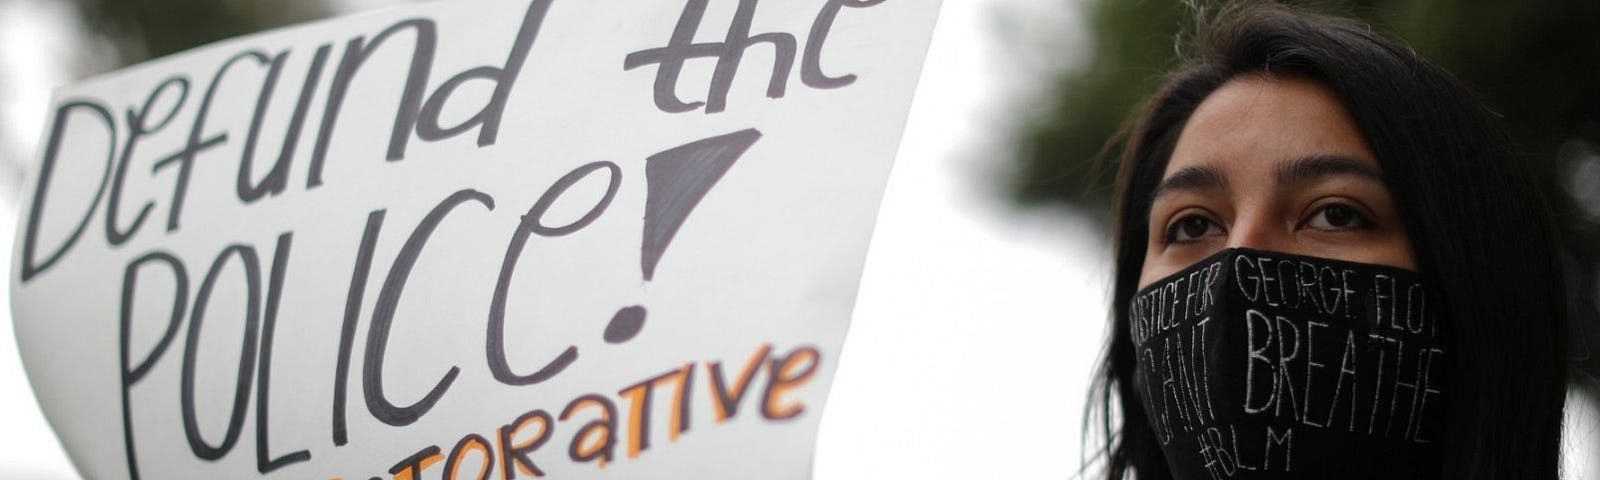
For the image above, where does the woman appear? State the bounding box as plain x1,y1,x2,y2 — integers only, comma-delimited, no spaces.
1090,3,1567,479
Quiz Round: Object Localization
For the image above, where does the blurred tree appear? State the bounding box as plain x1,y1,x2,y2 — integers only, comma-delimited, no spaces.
1011,0,1600,379
70,0,332,68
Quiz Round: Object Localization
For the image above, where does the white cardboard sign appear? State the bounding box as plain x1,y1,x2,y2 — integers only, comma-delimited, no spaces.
9,1,940,478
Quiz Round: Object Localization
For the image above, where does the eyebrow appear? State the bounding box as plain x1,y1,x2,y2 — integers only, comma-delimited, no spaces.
1276,154,1385,187
1149,165,1229,203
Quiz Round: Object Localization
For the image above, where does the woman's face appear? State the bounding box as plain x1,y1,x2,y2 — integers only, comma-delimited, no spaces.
1138,75,1416,288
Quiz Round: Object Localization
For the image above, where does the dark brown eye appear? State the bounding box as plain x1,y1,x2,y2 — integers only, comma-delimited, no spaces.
1165,215,1223,243
1305,204,1370,230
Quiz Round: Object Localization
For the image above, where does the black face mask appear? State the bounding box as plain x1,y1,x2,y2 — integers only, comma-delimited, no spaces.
1130,248,1449,479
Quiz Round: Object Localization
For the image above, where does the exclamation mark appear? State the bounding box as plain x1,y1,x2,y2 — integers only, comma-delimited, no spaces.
603,128,764,344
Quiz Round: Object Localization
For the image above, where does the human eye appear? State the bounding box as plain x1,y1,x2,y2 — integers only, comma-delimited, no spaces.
1163,213,1226,244
1300,202,1372,231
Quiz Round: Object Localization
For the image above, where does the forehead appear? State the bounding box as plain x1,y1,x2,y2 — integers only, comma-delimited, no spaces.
1165,75,1378,177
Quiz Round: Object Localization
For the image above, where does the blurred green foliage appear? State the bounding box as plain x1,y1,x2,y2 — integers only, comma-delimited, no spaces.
71,0,332,66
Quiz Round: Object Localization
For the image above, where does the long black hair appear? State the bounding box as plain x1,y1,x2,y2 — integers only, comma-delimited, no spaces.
1090,3,1567,479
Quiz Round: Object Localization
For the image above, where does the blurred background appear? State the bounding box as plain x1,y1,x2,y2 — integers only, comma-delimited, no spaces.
0,0,1596,478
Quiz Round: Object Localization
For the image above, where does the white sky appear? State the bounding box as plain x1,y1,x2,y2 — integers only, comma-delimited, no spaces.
0,4,95,478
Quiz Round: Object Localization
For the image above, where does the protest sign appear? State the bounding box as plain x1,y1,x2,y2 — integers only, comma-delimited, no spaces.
9,0,941,478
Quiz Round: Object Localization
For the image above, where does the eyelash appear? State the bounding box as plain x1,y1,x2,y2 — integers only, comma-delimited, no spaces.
1160,202,1374,245
1299,201,1376,234
1161,211,1223,245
